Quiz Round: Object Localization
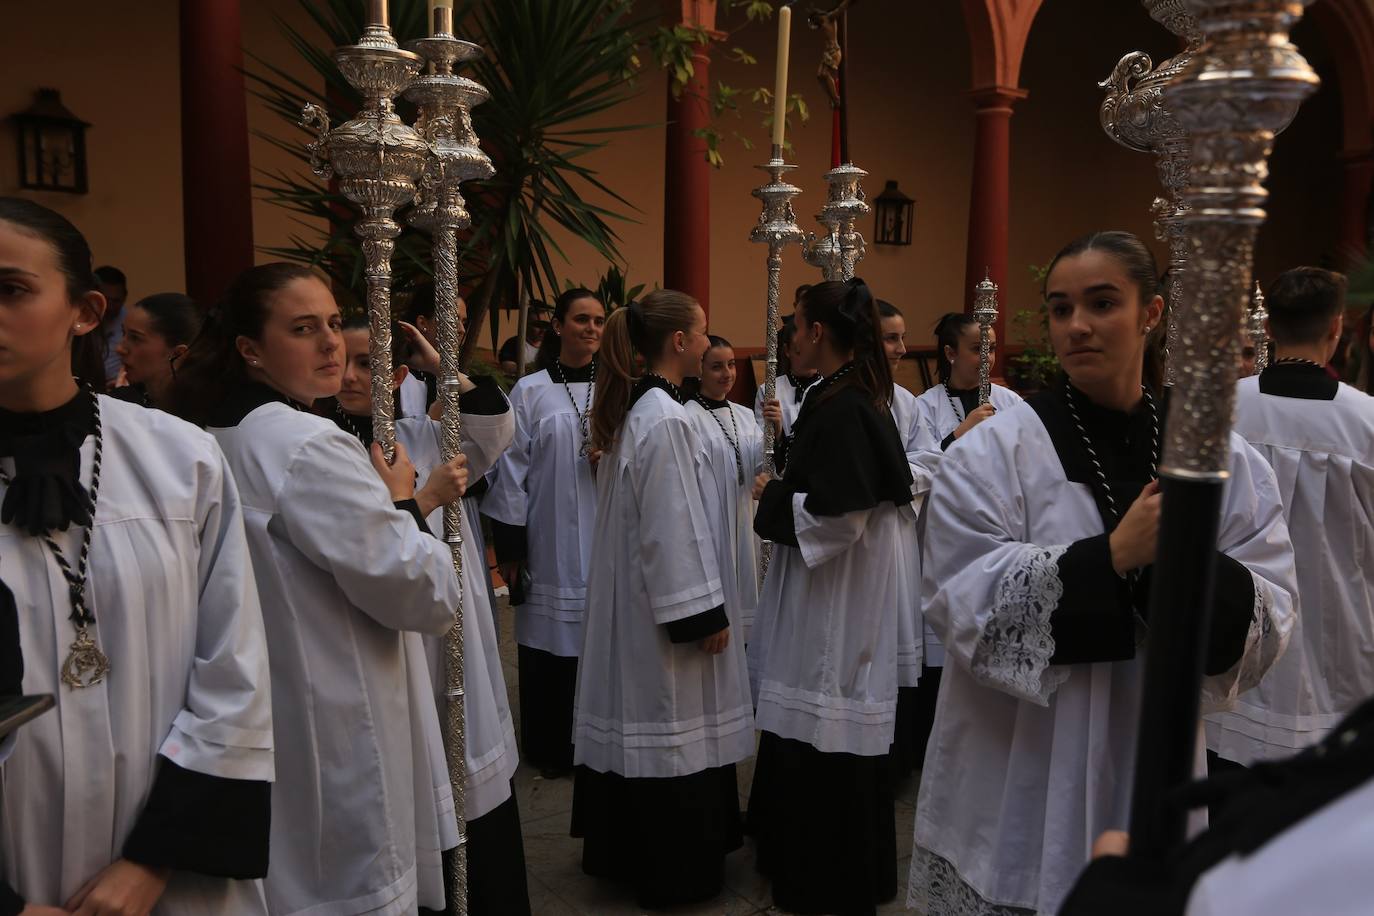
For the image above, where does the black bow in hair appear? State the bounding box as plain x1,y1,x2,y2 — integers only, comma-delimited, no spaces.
837,278,872,324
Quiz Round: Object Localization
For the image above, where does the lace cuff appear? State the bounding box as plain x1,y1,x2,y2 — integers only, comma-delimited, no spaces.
908,846,1038,916
970,544,1071,706
1201,576,1281,715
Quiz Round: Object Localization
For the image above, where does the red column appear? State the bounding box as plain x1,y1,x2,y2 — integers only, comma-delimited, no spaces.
663,3,717,315
179,0,255,306
1338,149,1374,265
963,85,1027,344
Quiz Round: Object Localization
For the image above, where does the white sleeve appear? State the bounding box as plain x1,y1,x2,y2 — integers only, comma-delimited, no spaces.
921,445,1071,706
633,416,725,625
160,441,274,782
459,390,515,482
792,494,872,568
1201,437,1297,713
277,431,461,637
482,385,531,526
740,405,766,476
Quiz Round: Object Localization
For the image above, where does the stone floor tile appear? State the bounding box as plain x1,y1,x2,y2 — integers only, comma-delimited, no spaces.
515,762,576,824
722,840,771,908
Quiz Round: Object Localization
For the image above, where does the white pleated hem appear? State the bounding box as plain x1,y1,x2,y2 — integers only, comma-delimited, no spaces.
755,679,895,757
466,718,519,821
271,864,417,916
573,707,756,778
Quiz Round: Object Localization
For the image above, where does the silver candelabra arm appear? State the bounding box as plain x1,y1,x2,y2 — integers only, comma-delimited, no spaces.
300,104,335,179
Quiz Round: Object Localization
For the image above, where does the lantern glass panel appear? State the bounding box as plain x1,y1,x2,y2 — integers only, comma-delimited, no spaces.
874,179,914,246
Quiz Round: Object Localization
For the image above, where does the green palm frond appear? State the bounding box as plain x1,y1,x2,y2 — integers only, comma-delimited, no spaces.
246,0,650,350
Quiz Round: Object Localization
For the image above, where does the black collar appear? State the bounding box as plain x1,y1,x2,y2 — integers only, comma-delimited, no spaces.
630,373,684,408
0,388,97,534
696,394,731,411
1259,361,1338,401
788,372,818,402
554,359,596,384
947,384,980,415
205,382,310,427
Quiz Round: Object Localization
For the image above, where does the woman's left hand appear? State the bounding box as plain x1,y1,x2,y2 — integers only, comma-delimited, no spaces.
751,471,773,501
762,398,784,437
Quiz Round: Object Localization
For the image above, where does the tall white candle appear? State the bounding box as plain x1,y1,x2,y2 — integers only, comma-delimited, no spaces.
772,5,792,149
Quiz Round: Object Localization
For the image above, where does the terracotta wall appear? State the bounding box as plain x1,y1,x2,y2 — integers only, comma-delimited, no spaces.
1,1,1347,353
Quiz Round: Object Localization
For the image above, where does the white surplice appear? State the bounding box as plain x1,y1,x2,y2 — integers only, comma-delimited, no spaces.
907,401,1296,916
910,381,1023,668
1,397,273,913
483,369,596,658
1205,378,1374,764
891,384,938,688
687,399,763,642
574,388,754,778
397,407,520,822
211,404,462,916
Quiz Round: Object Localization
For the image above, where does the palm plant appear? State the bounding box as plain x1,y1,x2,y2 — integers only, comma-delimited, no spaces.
247,0,650,356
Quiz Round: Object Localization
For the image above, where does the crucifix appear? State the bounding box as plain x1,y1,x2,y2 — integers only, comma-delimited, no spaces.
809,0,858,165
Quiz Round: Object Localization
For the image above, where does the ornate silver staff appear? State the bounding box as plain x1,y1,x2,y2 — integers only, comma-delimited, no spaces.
405,5,494,912
802,162,869,281
972,272,998,405
1249,281,1269,374
301,0,428,462
1127,0,1317,859
749,150,803,579
1099,1,1205,388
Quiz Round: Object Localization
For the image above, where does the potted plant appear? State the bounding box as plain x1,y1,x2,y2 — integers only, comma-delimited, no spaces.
1005,264,1059,395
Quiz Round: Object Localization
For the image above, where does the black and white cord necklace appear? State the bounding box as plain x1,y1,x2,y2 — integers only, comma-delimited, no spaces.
645,370,684,403
788,362,856,439
1063,381,1159,521
946,384,965,423
697,397,745,486
0,386,109,689
552,359,595,458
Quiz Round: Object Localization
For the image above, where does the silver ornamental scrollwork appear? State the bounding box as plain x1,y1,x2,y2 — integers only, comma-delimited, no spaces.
1249,281,1269,374
802,163,869,281
972,274,999,406
1159,0,1318,479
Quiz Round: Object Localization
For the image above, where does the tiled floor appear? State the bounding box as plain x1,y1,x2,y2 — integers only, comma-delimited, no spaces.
494,598,921,915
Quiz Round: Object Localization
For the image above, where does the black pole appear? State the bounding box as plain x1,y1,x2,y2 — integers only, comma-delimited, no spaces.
838,10,850,164
1126,475,1225,857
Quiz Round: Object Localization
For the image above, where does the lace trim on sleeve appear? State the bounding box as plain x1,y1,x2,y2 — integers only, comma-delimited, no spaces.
970,544,1070,706
1202,575,1281,715
907,846,1040,916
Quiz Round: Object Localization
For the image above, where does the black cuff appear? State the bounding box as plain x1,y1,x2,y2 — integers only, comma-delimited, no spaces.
458,376,510,416
122,758,271,879
395,498,428,532
665,605,729,644
1205,553,1257,676
488,519,528,564
940,431,957,451
466,475,491,501
1049,535,1137,665
753,480,799,547
0,880,24,916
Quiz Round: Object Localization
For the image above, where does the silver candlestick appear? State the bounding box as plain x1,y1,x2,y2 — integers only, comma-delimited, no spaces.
1099,0,1205,388
405,7,494,914
802,162,869,281
749,146,804,580
972,272,999,406
301,1,428,463
1127,0,1317,858
1249,281,1269,375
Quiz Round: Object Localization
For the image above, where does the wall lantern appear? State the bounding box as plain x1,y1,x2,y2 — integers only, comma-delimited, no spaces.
11,89,90,194
873,179,914,246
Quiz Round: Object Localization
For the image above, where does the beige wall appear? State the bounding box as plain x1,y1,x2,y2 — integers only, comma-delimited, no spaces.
2,1,1348,355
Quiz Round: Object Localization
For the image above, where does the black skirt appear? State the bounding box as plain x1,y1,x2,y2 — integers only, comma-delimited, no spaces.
516,644,577,772
748,731,897,916
419,782,531,916
892,684,921,776
911,663,944,769
571,763,743,909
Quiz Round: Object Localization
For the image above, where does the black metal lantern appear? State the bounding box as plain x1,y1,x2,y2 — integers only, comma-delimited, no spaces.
11,89,90,194
873,179,914,246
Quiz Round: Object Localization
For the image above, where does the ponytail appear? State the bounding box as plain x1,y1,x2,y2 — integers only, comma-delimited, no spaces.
933,312,976,385
590,289,700,451
799,279,892,412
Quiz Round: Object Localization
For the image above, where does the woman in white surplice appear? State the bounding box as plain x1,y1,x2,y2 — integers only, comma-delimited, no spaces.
907,231,1298,916
687,335,764,642
747,279,914,915
333,316,529,915
170,263,467,916
571,290,754,909
0,199,274,914
483,288,605,776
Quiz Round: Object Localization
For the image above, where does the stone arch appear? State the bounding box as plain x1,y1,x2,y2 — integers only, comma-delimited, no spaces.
1308,0,1374,259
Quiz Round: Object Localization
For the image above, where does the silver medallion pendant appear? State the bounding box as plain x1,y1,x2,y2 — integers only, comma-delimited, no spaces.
61,626,110,689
